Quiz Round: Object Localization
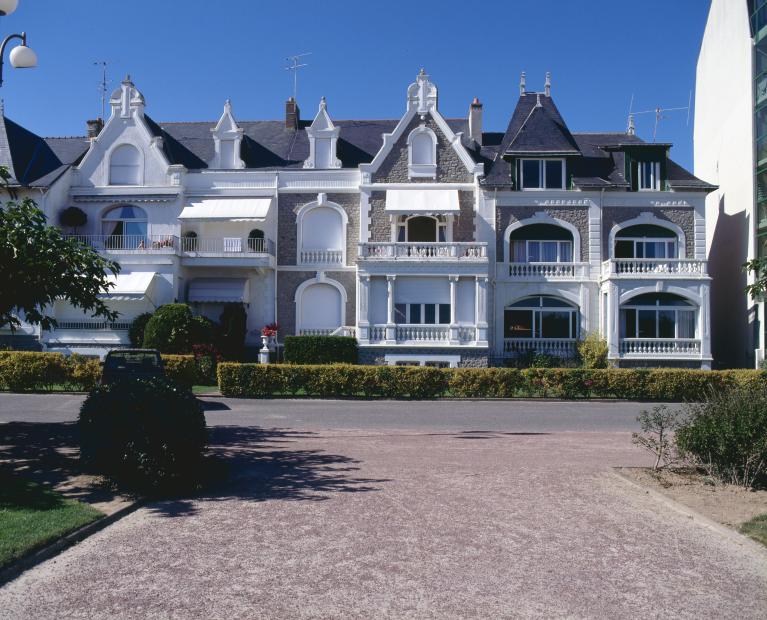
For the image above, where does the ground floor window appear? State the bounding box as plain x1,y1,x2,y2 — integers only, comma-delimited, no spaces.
394,303,450,324
619,293,696,339
504,295,578,339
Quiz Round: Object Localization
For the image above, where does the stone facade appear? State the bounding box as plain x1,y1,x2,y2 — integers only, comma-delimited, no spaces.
601,206,695,258
358,347,489,367
371,115,473,184
618,359,703,369
277,193,360,266
495,205,590,261
276,269,357,339
369,190,475,242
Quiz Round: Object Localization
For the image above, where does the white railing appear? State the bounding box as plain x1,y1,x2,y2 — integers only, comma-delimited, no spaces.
602,259,708,278
620,338,701,356
504,338,578,357
369,325,387,342
457,326,476,342
395,324,450,342
180,236,271,255
331,326,357,338
508,262,589,279
68,235,177,253
298,328,335,336
359,242,487,261
299,249,344,265
53,320,132,331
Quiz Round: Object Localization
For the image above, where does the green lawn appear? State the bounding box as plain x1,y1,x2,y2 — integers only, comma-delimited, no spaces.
0,475,103,569
740,513,767,547
192,385,219,395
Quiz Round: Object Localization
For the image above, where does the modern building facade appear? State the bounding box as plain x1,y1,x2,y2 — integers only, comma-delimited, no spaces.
695,0,761,368
1,70,715,368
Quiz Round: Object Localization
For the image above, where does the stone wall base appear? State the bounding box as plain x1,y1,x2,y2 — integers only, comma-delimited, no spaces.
616,359,706,369
358,347,488,367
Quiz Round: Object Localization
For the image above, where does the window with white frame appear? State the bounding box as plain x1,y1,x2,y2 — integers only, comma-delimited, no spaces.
638,161,661,191
509,223,573,263
619,293,696,340
614,224,678,259
101,205,147,249
407,127,437,178
394,303,451,325
109,144,142,185
504,295,578,339
519,159,565,190
396,215,448,243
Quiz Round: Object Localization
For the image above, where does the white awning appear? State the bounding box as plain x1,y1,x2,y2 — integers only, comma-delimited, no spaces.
100,272,156,301
188,278,250,303
384,189,460,214
178,198,272,222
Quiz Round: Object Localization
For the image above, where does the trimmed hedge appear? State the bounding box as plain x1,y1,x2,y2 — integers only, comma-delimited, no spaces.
283,336,358,365
217,363,767,401
0,351,197,392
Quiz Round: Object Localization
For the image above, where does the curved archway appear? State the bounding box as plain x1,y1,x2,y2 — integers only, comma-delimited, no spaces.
296,198,348,264
101,205,147,249
109,144,142,185
609,213,686,259
294,275,347,335
619,292,697,340
247,228,265,252
503,213,581,263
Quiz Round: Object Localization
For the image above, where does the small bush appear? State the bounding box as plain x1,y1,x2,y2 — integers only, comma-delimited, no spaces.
577,333,608,369
79,377,207,493
161,354,197,389
283,336,358,365
676,386,767,488
632,405,685,471
0,351,67,391
128,313,153,347
142,304,200,353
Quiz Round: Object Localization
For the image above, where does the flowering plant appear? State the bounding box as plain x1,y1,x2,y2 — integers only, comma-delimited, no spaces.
261,323,279,337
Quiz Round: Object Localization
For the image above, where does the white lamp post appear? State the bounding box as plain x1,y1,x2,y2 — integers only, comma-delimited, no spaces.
0,0,18,16
0,0,37,87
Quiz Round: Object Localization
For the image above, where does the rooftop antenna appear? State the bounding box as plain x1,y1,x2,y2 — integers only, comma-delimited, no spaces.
285,52,311,101
629,90,692,142
94,60,108,120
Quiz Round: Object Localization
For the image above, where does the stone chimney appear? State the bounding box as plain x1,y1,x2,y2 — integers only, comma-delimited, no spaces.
86,118,104,139
469,97,483,146
285,97,300,130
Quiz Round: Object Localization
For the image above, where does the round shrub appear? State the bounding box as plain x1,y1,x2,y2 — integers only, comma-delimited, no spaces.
142,304,198,353
78,377,207,493
128,312,153,347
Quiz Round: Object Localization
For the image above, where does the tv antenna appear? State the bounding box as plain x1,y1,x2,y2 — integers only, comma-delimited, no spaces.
285,52,311,101
627,90,692,142
94,61,109,120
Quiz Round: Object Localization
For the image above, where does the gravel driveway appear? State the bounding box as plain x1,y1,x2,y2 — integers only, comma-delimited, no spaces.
1,418,765,619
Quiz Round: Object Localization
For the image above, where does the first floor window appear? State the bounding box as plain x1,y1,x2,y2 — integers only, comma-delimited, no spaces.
519,159,565,190
619,293,696,339
638,161,661,191
394,303,451,325
614,224,678,259
504,296,578,339
511,239,573,263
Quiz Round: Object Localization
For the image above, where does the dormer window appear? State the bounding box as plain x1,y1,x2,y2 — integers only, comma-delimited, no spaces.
408,126,437,178
519,159,565,190
638,161,661,190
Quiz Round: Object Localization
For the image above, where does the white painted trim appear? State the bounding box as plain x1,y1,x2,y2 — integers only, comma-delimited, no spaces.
503,212,582,263
608,212,686,259
618,285,702,306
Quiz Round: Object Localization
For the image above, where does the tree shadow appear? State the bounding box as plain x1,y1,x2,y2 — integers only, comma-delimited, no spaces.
451,430,551,440
144,425,390,518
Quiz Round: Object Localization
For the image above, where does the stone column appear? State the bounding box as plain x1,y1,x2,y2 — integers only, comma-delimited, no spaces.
385,275,396,344
449,275,459,344
475,276,489,346
358,274,370,344
606,282,620,364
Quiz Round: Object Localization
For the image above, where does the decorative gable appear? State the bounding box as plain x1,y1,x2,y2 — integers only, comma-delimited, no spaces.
209,100,244,169
304,97,341,169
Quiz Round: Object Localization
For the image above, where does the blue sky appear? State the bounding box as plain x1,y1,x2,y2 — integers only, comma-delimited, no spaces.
1,0,710,170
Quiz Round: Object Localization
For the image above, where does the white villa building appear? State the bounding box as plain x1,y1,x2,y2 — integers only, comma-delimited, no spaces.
0,70,716,368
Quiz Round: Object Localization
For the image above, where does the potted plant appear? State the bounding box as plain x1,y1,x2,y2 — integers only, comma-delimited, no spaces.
261,323,279,351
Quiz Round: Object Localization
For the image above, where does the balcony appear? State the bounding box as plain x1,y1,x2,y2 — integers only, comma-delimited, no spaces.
180,236,273,257
68,235,275,260
508,262,590,280
503,338,578,358
367,324,476,345
602,259,708,279
52,320,132,331
68,235,178,254
298,249,344,266
358,242,487,262
619,338,702,357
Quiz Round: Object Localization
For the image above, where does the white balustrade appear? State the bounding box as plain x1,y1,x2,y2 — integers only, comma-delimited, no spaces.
620,338,701,356
395,324,450,342
331,326,357,338
603,259,708,278
180,236,270,255
457,326,476,343
368,325,387,342
503,338,578,357
299,328,335,336
67,235,177,253
508,262,588,279
53,320,132,331
359,242,487,261
299,249,344,265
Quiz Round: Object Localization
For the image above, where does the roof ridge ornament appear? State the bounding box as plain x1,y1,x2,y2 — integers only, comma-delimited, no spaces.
520,71,526,96
544,72,551,97
535,93,542,108
407,69,438,115
627,113,636,136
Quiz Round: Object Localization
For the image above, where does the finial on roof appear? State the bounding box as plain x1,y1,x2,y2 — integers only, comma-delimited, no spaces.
544,72,551,97
123,74,131,83
419,67,426,76
627,113,636,136
520,71,526,96
320,96,327,110
535,93,542,108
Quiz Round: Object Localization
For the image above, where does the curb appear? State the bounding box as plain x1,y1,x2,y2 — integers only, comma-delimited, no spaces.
610,469,767,560
0,499,143,588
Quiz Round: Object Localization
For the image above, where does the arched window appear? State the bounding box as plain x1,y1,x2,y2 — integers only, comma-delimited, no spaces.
297,282,343,335
504,295,578,340
396,215,448,243
101,205,147,249
509,223,573,263
109,144,142,185
299,203,346,264
620,293,696,340
247,228,265,252
615,224,678,259
407,127,437,178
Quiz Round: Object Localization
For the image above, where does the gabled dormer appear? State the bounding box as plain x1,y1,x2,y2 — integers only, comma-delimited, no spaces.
209,100,244,169
304,97,341,169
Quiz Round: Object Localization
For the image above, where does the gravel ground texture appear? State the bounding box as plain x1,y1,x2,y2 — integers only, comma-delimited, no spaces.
1,424,765,619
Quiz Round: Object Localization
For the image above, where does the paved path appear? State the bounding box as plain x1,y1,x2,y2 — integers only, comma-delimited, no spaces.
1,395,766,618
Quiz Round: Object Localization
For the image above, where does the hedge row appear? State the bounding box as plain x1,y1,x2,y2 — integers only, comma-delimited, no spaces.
0,351,197,392
217,363,767,401
283,335,358,365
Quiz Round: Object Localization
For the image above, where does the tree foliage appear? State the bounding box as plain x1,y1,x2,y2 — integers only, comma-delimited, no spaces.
0,193,120,330
744,258,767,300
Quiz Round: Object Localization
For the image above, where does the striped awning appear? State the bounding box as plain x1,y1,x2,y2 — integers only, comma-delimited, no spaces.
99,272,156,301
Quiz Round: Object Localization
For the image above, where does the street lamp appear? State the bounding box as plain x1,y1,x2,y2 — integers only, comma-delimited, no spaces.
0,1,18,16
0,31,36,86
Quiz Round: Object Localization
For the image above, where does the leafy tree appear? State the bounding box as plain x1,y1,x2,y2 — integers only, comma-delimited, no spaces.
0,188,120,330
745,258,767,300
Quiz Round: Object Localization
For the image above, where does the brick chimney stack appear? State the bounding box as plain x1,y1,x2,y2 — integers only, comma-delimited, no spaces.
285,97,300,130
